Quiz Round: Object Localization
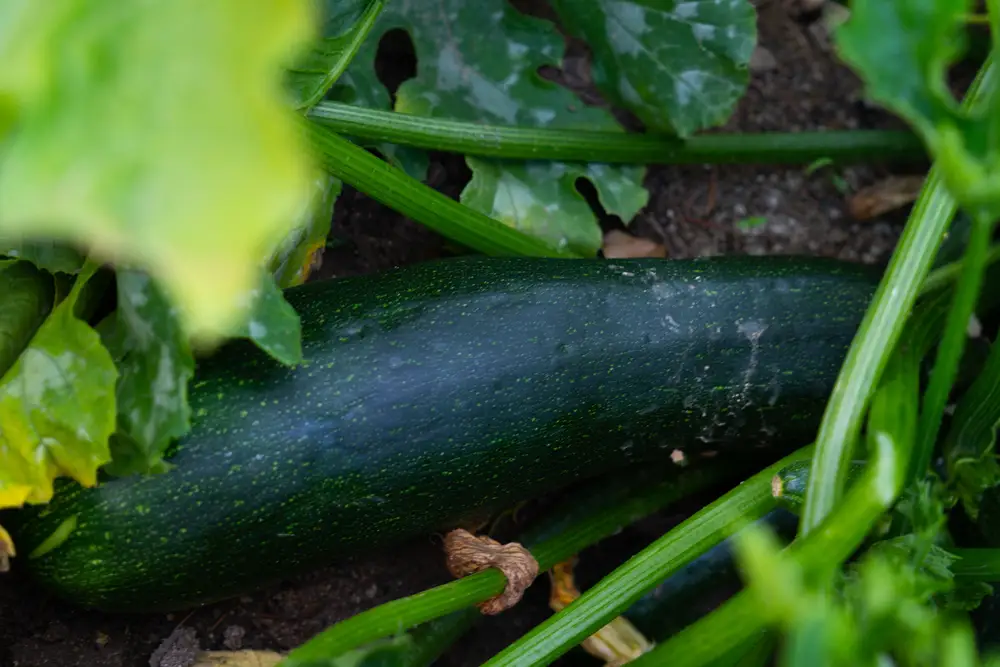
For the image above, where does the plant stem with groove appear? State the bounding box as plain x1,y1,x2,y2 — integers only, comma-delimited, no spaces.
308,102,925,165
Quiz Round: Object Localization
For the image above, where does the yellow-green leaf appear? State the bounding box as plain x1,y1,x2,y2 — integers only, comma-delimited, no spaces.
0,264,118,513
0,0,318,342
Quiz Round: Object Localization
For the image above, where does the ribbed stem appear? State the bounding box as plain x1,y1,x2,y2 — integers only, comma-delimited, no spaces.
308,101,925,165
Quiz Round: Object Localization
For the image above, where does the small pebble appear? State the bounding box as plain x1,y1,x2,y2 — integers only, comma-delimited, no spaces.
223,625,246,651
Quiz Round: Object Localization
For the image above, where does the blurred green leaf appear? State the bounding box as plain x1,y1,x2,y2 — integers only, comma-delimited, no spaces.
287,0,385,110
549,0,755,137
0,262,117,511
0,0,318,342
234,273,303,367
270,173,341,289
101,270,194,477
336,0,649,255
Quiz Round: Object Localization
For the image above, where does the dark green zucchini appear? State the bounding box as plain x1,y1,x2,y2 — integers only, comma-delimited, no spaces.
5,255,880,612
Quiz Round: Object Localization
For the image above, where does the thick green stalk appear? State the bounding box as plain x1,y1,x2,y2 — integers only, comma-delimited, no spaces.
308,101,924,165
799,57,997,536
304,121,580,259
280,465,724,665
480,446,815,667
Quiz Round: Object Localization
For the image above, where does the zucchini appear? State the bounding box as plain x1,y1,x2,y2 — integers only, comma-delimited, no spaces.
5,255,879,612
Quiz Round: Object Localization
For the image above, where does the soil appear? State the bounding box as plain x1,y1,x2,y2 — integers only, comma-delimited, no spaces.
0,2,939,666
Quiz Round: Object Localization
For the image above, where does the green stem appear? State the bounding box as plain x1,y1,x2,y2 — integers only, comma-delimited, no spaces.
799,56,997,536
480,446,815,667
631,435,906,667
308,102,925,165
911,211,994,479
920,243,1000,296
280,465,724,665
950,548,1000,580
304,121,580,259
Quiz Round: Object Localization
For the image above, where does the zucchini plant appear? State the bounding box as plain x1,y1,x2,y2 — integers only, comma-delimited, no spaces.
2,0,1000,666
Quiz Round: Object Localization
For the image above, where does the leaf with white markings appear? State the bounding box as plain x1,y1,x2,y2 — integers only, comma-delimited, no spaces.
101,270,195,477
235,273,303,367
336,0,649,255
0,262,117,519
0,238,85,275
549,0,756,136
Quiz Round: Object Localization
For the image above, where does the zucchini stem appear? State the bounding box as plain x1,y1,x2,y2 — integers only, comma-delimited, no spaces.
304,121,582,260
279,463,726,665
308,102,925,166
480,446,816,667
799,55,998,537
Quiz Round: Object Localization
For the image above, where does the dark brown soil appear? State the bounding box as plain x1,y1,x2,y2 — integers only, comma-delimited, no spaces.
1,2,931,666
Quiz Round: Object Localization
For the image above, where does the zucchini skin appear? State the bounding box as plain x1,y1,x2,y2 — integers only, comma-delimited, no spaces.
7,255,879,612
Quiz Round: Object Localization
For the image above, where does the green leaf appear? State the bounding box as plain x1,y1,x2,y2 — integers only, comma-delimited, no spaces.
0,262,117,512
945,333,1000,519
549,0,756,137
0,0,318,342
286,0,386,110
270,173,341,288
462,159,647,255
101,270,194,477
235,273,303,367
338,0,649,255
0,259,54,378
0,238,85,275
834,1,1000,218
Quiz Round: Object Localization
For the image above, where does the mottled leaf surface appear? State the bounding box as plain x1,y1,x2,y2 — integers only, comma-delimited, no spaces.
550,0,756,136
337,0,648,254
0,263,117,513
235,273,303,367
102,270,195,477
0,0,317,341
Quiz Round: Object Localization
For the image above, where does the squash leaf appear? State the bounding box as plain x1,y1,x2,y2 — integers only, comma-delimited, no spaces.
336,0,648,255
100,270,194,478
269,173,341,289
945,337,1000,520
835,0,1000,219
287,0,386,110
0,239,85,275
0,262,117,524
0,0,318,342
233,272,304,368
549,0,756,137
